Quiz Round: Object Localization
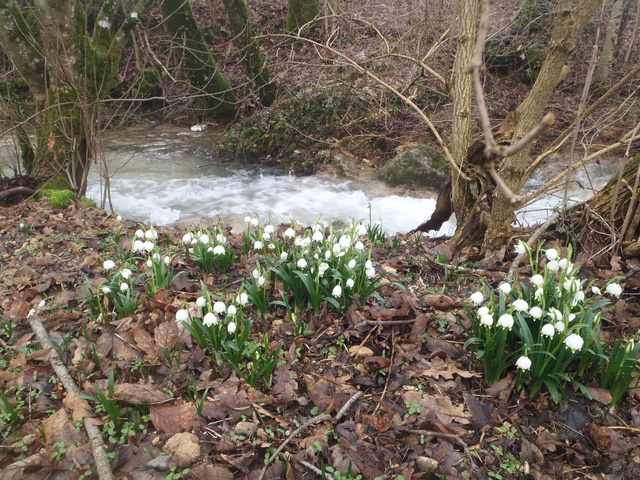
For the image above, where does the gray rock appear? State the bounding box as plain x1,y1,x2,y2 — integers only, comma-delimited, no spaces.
378,144,448,188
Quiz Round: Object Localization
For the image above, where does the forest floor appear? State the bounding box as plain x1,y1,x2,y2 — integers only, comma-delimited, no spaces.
1,198,640,480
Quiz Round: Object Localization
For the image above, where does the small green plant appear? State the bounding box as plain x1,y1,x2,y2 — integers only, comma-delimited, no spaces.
166,465,190,480
322,461,362,480
51,442,67,460
364,204,387,244
99,261,140,317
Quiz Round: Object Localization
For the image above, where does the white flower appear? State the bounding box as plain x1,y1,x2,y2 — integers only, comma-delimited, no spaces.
332,285,342,297
568,313,576,322
529,306,543,319
591,286,601,295
227,305,237,315
297,259,308,269
116,215,122,222
573,291,585,304
121,268,132,279
153,253,161,261
237,292,249,305
135,229,145,238
312,231,324,242
497,314,514,329
606,283,622,297
216,234,226,243
213,245,225,255
120,282,129,292
284,228,295,238
346,278,355,288
348,259,357,269
469,291,484,305
200,234,210,245
318,262,329,276
262,232,271,241
514,241,527,255
145,229,158,240
548,308,563,321
143,240,154,252
258,276,265,286
339,235,351,248
280,252,289,261
196,297,207,307
477,306,490,317
366,268,376,278
545,248,558,261
324,250,332,259
130,11,138,19
19,223,25,229
252,268,260,279
547,260,559,272
227,322,237,333
480,314,494,326
512,299,529,312
555,321,566,332
182,233,193,243
531,274,544,287
146,259,153,268
164,256,171,265
98,19,111,29
541,323,555,338
213,301,226,314
250,218,259,227
264,225,275,234
203,312,218,326
498,283,512,295
332,243,342,254
244,215,252,223
103,260,116,270
515,356,532,370
564,333,584,352
558,258,571,270
354,241,365,251
355,224,367,236
176,309,189,322
254,241,264,250
534,288,544,298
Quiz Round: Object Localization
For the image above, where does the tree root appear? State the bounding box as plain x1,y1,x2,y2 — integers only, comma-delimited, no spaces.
27,310,115,480
0,186,36,202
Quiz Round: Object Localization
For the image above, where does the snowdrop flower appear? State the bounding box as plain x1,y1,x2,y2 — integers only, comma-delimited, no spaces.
121,268,132,280
312,231,323,242
531,274,544,287
332,243,342,254
199,234,210,245
606,283,622,297
203,312,218,326
339,235,351,248
346,278,355,288
116,215,122,222
498,314,514,329
254,240,264,250
591,286,601,295
213,245,225,255
262,232,271,241
103,259,116,270
529,306,543,319
163,256,170,265
515,356,532,370
354,241,365,251
284,228,295,238
236,292,248,305
548,308,563,321
153,252,161,261
477,306,490,317
332,285,342,297
547,260,559,272
130,11,138,19
573,290,585,304
318,263,329,276
20,222,25,229
196,297,207,307
143,240,154,252
469,291,484,305
297,258,308,269
252,269,260,279
146,259,153,268
227,305,237,315
258,276,265,286
498,283,512,295
227,321,237,333
348,259,357,269
355,224,367,236
280,252,289,261
534,288,544,298
98,19,111,29
480,314,494,326
365,260,373,269
216,234,226,243
120,282,129,292
366,267,376,278
244,215,252,223
102,286,111,294
514,241,527,255
568,313,576,322
541,323,555,338
324,250,332,260
558,258,571,270
545,248,558,261
250,218,259,227
213,301,226,314
182,233,193,243
135,229,145,239
554,321,566,332
512,299,529,312
145,229,158,240
264,225,275,234
564,333,584,352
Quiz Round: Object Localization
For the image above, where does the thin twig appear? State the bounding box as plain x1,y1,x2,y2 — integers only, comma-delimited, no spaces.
27,310,115,480
258,391,364,480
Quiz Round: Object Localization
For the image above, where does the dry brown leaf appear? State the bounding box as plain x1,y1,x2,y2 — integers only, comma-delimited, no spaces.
154,321,179,351
113,383,174,405
27,347,53,361
63,391,94,421
150,403,201,434
132,326,161,359
402,390,470,425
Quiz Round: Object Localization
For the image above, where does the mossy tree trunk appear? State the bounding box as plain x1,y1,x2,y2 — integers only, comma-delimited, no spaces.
221,0,276,106
160,0,236,119
0,0,154,196
286,0,320,33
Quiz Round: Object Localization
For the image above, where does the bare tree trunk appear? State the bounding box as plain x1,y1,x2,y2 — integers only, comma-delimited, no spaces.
222,0,276,106
594,0,624,85
286,0,320,33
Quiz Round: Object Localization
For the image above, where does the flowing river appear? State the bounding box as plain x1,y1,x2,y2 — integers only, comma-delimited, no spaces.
1,125,617,235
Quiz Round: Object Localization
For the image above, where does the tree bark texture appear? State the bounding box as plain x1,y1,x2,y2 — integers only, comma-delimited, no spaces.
481,0,603,252
160,0,236,119
222,0,276,106
286,0,320,33
594,0,624,85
